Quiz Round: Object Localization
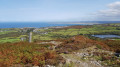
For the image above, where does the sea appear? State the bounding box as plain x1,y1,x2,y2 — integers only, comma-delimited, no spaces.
0,21,120,28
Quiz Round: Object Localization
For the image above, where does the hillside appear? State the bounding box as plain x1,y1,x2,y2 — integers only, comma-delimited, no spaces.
0,23,120,67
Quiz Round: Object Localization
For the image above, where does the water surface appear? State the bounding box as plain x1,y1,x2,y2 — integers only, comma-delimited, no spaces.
92,35,120,38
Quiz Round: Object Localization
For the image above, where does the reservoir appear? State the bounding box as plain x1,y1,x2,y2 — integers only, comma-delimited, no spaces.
92,35,120,38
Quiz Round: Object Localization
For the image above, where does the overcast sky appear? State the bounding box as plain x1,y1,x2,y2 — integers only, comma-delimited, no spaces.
0,0,120,22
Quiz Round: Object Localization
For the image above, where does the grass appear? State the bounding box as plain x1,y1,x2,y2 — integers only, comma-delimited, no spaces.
37,29,53,32
114,39,120,40
1,23,120,43
0,37,20,43
33,34,54,40
0,31,17,35
48,25,120,37
31,25,120,41
0,35,28,43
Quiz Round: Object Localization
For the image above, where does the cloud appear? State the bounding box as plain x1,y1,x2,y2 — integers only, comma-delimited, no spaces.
108,1,120,9
92,1,120,21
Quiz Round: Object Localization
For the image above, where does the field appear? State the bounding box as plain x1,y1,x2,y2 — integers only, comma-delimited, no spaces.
0,23,120,43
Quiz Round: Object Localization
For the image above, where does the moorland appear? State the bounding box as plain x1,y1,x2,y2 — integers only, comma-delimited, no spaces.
0,23,120,67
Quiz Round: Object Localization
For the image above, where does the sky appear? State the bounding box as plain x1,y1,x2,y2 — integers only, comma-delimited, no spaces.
0,0,120,22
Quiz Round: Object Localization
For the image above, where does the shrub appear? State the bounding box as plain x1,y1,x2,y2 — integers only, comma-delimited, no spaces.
96,45,102,49
0,42,62,67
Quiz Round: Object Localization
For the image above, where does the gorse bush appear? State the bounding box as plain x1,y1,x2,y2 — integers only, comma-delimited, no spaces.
56,35,109,53
0,42,61,67
104,40,120,52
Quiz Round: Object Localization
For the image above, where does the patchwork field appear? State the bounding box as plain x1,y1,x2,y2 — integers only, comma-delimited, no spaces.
0,23,120,43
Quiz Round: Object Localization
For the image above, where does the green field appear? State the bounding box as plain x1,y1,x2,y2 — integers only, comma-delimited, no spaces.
0,23,120,43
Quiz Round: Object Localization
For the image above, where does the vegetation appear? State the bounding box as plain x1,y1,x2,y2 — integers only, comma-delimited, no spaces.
104,40,120,52
0,42,65,67
0,23,120,42
0,23,120,67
